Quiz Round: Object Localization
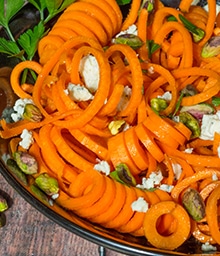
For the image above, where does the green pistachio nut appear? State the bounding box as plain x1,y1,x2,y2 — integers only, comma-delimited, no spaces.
181,84,198,97
108,120,126,135
30,184,50,206
182,187,206,221
141,0,154,12
150,98,168,112
23,103,43,122
6,158,28,185
0,196,8,212
179,111,200,138
13,151,38,175
180,103,214,120
35,173,59,196
0,213,6,228
114,34,143,50
110,163,136,187
201,36,220,58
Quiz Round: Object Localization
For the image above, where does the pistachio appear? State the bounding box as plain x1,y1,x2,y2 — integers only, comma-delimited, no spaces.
13,151,38,175
0,195,8,212
35,173,59,196
180,103,214,120
110,163,136,187
201,36,220,58
108,120,126,135
114,34,143,50
0,213,6,228
141,0,154,12
30,184,50,206
6,158,28,185
150,98,168,112
179,111,200,138
22,103,43,122
182,187,206,221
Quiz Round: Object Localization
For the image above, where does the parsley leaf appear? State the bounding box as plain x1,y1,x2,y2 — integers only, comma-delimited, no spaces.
17,22,45,60
27,0,46,20
116,0,131,5
0,37,22,57
147,40,160,58
0,0,25,28
27,0,46,11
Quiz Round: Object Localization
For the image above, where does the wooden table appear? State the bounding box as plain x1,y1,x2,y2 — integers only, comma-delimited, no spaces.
0,172,127,256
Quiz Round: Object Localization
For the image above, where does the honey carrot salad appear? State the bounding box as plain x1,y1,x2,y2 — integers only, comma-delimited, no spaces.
2,0,220,251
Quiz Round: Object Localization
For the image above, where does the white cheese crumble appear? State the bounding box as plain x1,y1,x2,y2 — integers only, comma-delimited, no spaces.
200,111,220,140
218,144,220,158
11,98,34,122
79,54,100,93
117,85,132,112
159,184,174,193
131,197,149,212
67,83,94,102
51,193,59,200
172,163,182,180
184,148,194,154
212,173,218,181
1,153,10,164
157,91,172,101
136,171,163,190
19,129,34,150
201,242,217,252
115,24,138,38
94,160,111,176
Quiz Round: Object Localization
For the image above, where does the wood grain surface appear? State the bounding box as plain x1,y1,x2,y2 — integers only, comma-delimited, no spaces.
0,172,127,256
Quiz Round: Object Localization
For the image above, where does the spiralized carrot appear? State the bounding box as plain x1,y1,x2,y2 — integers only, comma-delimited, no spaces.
4,0,220,252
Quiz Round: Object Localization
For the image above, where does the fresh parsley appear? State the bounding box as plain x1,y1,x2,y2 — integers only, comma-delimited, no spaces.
116,0,131,5
0,0,76,82
17,21,46,60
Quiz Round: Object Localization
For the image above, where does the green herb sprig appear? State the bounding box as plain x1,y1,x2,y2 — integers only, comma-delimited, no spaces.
0,0,76,82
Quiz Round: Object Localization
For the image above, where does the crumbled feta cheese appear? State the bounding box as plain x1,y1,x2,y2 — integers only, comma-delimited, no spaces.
117,85,132,112
131,197,149,212
19,129,34,150
159,184,174,193
172,163,182,180
49,199,54,206
67,83,94,102
79,55,100,93
184,148,194,154
218,144,220,158
157,91,172,101
172,115,180,123
11,98,34,122
115,24,138,38
136,171,163,190
51,193,59,200
200,111,220,140
212,173,218,181
1,153,10,164
94,160,111,176
201,242,217,252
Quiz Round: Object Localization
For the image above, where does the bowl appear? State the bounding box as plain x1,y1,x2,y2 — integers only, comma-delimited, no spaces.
0,1,220,255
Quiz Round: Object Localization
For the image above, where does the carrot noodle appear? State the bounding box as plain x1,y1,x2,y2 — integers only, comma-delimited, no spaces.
3,0,220,251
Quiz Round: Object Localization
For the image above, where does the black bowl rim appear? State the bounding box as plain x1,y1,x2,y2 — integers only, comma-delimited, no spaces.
0,159,188,256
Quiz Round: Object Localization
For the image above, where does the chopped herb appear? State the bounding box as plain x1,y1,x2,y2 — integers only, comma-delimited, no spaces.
147,39,160,58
